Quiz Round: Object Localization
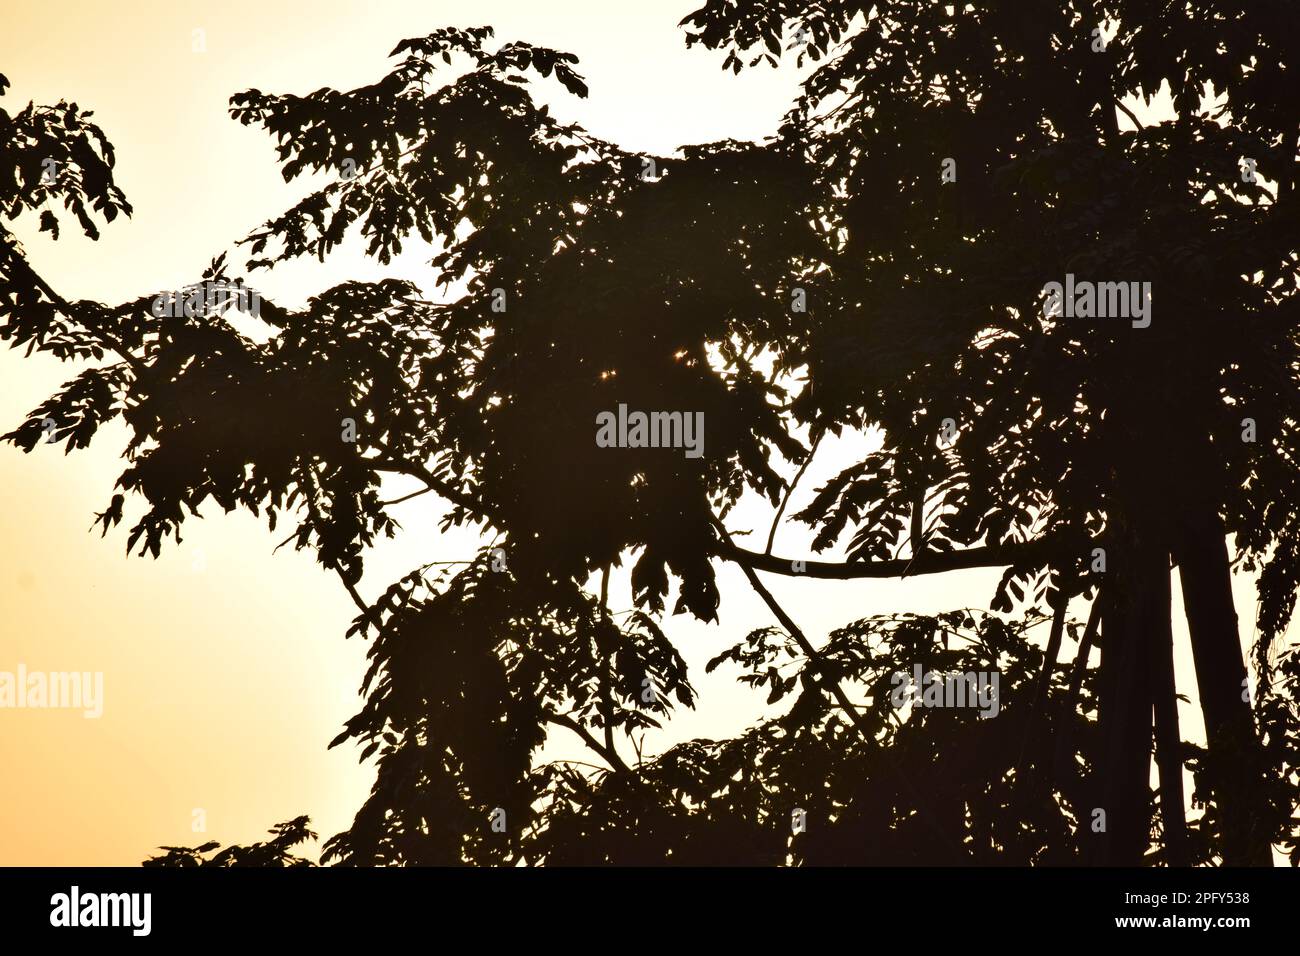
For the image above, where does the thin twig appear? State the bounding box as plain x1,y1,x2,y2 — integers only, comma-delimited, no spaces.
1115,99,1143,130
546,713,629,775
766,432,822,555
379,486,433,507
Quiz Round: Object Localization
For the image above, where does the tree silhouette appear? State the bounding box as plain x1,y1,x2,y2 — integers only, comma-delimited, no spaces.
682,0,1300,865
2,7,1297,868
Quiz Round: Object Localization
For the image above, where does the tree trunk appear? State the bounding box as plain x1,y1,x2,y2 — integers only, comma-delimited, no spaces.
1173,507,1272,866
1090,526,1156,865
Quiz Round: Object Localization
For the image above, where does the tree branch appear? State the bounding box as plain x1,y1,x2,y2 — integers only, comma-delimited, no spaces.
711,514,874,739
1053,587,1104,784
766,432,822,555
366,457,501,525
716,536,1049,579
0,241,145,374
710,512,966,855
378,486,433,507
1115,98,1142,131
545,713,630,775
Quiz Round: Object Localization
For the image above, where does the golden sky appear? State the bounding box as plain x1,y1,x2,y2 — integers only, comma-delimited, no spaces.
0,0,1279,865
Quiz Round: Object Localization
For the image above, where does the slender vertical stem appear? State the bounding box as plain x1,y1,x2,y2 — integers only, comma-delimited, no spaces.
598,566,619,766
1053,588,1103,787
1149,561,1190,866
766,433,822,555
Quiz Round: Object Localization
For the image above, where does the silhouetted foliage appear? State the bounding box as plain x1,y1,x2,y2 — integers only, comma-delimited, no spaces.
3,7,1298,867
144,817,318,868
